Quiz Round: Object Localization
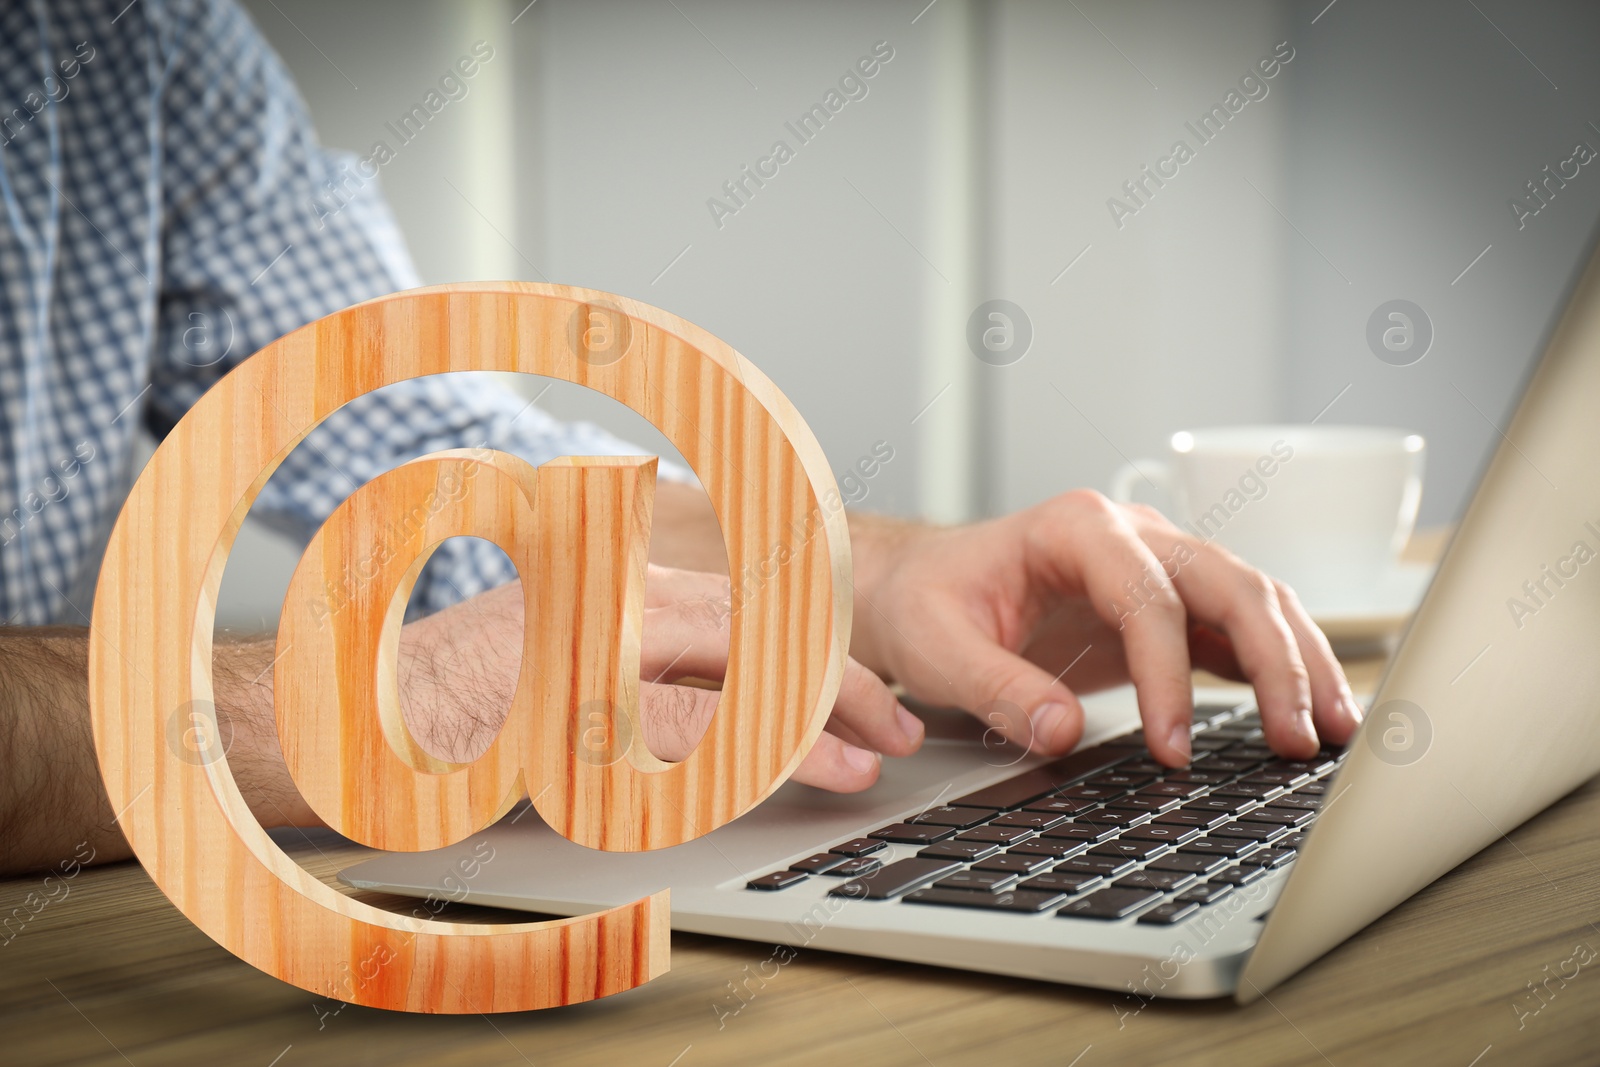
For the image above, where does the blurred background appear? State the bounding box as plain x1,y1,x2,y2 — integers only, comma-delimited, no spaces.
214,0,1600,626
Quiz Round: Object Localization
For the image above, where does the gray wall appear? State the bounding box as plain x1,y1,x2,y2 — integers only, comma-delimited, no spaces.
1280,0,1600,528
986,1,1293,516
217,0,1600,628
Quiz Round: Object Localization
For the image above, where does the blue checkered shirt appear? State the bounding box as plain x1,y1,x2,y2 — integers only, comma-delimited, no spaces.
0,0,675,626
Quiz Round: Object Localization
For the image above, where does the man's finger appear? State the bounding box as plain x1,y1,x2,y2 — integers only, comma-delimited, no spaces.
827,658,924,758
1134,531,1321,759
641,596,732,682
636,682,721,762
1034,495,1196,765
788,731,883,792
1271,579,1363,745
635,681,885,792
932,614,1090,756
643,563,732,609
1187,622,1248,683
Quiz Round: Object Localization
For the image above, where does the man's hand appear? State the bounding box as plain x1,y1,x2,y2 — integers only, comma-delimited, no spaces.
0,482,1362,876
400,564,924,795
847,490,1364,767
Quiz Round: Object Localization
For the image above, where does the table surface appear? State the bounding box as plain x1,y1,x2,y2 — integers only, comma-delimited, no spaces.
7,530,1599,1066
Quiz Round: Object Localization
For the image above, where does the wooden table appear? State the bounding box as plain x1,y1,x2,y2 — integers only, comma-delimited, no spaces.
8,707,1598,1065
8,531,1599,1065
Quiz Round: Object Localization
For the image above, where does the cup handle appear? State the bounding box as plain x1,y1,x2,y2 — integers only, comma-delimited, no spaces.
1110,459,1172,507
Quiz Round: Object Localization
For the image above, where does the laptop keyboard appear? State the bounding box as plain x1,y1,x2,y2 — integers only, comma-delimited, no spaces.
744,702,1344,924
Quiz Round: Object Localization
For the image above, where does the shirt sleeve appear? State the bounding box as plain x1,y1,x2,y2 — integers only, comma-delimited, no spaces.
146,0,685,617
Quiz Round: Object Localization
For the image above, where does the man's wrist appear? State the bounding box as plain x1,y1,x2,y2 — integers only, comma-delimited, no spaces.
844,509,937,679
211,639,322,830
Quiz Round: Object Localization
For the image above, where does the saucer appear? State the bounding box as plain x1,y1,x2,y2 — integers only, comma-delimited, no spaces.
1302,562,1436,657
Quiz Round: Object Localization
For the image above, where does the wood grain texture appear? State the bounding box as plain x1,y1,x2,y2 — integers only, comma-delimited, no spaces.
85,284,852,1012
276,451,663,853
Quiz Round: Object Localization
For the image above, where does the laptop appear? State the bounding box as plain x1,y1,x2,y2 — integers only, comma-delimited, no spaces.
343,227,1600,1001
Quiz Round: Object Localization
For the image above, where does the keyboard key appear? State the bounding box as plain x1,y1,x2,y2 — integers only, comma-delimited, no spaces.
1270,795,1322,811
830,858,962,899
948,770,1064,811
905,887,1065,912
1090,839,1169,861
1019,870,1104,895
1141,781,1205,798
1177,837,1260,859
1190,736,1235,752
918,841,1001,863
1122,823,1201,845
912,806,997,829
1222,745,1276,761
1061,784,1127,802
1266,756,1335,775
1022,797,1095,817
789,853,847,874
934,870,1017,892
1277,832,1311,850
1103,729,1146,748
1243,770,1310,788
1210,865,1266,885
1211,821,1286,842
1115,870,1196,892
1117,759,1167,776
1193,757,1258,774
830,838,886,858
1175,883,1234,905
1107,794,1184,814
748,871,807,891
1238,806,1313,827
990,811,1068,831
1039,823,1119,844
870,823,955,845
1154,809,1229,830
1147,852,1229,875
1054,854,1137,877
1079,809,1150,829
1196,701,1248,723
1165,769,1231,785
1008,838,1089,859
1043,751,1145,783
972,852,1056,875
1057,887,1162,920
1296,781,1328,796
1183,796,1253,815
1137,901,1200,925
956,825,1037,846
949,746,1129,810
828,857,884,878
1088,772,1155,790
1212,783,1282,801
1038,744,1140,785
1241,848,1296,868
1198,704,1244,724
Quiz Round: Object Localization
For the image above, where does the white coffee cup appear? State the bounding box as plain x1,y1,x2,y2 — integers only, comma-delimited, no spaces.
1110,425,1425,608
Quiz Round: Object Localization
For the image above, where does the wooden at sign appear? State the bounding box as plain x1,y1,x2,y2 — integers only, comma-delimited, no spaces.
87,284,851,1012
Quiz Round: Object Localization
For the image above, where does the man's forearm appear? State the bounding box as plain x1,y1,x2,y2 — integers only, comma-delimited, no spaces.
0,628,118,873
0,628,314,874
841,509,930,681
